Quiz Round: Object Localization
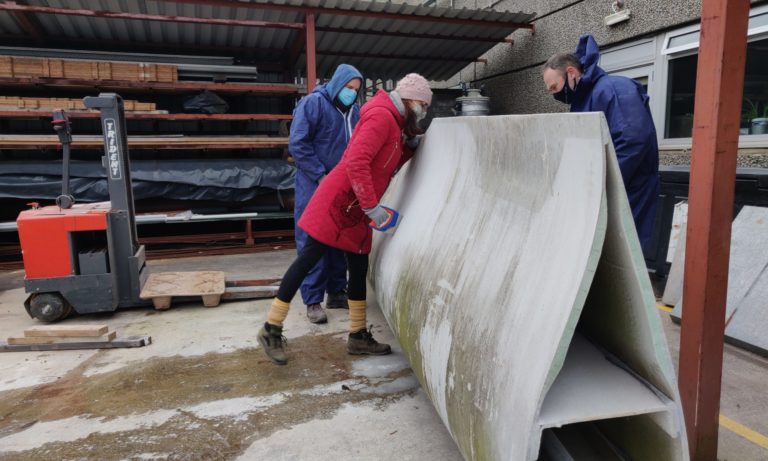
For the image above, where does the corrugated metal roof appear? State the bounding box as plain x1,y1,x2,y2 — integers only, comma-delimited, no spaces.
0,0,536,81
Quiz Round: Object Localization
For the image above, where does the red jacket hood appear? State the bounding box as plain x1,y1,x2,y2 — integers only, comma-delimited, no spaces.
362,90,405,127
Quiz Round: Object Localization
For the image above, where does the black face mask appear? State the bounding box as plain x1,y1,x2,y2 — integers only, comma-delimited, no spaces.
553,72,575,104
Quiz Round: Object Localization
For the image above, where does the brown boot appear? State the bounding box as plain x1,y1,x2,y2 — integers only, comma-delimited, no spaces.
258,322,287,365
347,327,391,355
306,303,327,324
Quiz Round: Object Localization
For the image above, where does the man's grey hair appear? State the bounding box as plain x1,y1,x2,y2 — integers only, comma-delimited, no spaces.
543,53,584,73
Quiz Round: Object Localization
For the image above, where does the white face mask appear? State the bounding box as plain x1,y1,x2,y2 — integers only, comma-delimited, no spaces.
411,102,427,121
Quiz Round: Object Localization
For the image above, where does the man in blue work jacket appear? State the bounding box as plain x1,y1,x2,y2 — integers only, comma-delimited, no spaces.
543,34,660,252
289,64,363,324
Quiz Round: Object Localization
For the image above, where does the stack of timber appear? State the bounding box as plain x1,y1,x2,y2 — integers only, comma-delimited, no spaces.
1,324,151,351
0,55,177,82
0,96,159,112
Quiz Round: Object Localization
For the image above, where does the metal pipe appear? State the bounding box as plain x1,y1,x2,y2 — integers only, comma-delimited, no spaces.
0,45,234,65
0,211,293,232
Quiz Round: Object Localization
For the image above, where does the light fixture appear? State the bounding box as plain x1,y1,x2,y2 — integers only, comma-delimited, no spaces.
604,0,631,27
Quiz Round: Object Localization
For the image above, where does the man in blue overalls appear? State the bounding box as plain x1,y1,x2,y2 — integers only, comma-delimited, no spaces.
543,34,660,252
289,64,363,323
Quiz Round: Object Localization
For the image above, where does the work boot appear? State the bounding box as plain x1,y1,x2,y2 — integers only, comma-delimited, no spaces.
326,290,349,309
347,327,392,356
258,322,287,365
306,303,327,324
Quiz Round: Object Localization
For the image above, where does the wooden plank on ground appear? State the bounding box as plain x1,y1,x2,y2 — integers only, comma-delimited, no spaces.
0,336,152,352
225,277,282,287
24,324,108,337
9,331,116,345
221,285,279,300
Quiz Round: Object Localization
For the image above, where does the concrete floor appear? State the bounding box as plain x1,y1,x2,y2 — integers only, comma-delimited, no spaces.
0,250,766,460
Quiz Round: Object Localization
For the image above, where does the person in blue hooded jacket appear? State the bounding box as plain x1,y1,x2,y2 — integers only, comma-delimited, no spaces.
289,64,363,324
543,34,660,252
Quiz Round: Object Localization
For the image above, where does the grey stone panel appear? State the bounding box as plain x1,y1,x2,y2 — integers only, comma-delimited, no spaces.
671,207,768,351
725,263,768,356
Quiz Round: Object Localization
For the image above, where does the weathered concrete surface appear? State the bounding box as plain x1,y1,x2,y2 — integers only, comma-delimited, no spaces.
371,113,687,460
659,309,768,461
0,251,462,460
662,202,688,307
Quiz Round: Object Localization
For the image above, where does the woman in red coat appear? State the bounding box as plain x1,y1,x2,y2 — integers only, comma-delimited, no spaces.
259,74,433,365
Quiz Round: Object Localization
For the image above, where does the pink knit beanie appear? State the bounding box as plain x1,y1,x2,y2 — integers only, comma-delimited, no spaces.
395,73,433,105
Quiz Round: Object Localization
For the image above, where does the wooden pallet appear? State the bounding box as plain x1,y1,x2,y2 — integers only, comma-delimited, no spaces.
140,271,226,310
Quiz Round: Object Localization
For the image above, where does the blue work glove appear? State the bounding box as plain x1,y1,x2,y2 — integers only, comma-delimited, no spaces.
364,205,400,232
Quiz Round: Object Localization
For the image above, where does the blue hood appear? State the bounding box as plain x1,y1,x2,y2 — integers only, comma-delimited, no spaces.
572,34,606,102
316,64,363,102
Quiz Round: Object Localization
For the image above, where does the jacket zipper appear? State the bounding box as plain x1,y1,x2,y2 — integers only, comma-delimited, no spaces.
382,141,398,168
347,141,398,212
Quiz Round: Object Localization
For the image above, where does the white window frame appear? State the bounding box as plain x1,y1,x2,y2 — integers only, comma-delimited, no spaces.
658,4,768,148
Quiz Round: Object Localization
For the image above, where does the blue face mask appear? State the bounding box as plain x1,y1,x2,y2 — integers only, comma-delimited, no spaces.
338,87,358,107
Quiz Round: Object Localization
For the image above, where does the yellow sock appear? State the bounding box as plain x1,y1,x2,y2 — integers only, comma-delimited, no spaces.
349,299,366,333
267,298,290,327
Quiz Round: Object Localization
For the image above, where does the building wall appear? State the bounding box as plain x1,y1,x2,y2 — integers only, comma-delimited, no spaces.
444,0,703,113
441,0,768,166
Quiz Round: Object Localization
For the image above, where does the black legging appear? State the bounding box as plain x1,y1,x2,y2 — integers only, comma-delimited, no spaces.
277,235,368,302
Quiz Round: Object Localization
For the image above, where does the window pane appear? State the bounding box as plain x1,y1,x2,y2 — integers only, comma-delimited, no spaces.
664,13,767,54
749,12,768,30
743,37,768,135
665,36,768,138
633,76,649,93
665,54,697,138
668,31,699,50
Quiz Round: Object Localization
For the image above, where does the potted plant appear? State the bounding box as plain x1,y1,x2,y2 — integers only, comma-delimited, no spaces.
752,104,768,135
741,99,758,134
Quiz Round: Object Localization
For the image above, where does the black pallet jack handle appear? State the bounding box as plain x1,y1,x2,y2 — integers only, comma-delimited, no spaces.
53,108,75,209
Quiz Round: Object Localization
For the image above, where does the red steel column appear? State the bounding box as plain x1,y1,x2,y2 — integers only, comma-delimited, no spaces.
678,1,750,459
305,13,316,93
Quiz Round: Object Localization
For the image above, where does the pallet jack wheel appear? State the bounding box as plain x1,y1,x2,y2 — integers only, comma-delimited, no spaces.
29,293,70,323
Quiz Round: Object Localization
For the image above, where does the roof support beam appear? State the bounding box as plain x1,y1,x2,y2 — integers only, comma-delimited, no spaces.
0,1,305,30
162,0,534,30
284,29,307,73
305,13,316,93
316,50,484,63
316,26,514,43
8,1,45,42
678,0,750,459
